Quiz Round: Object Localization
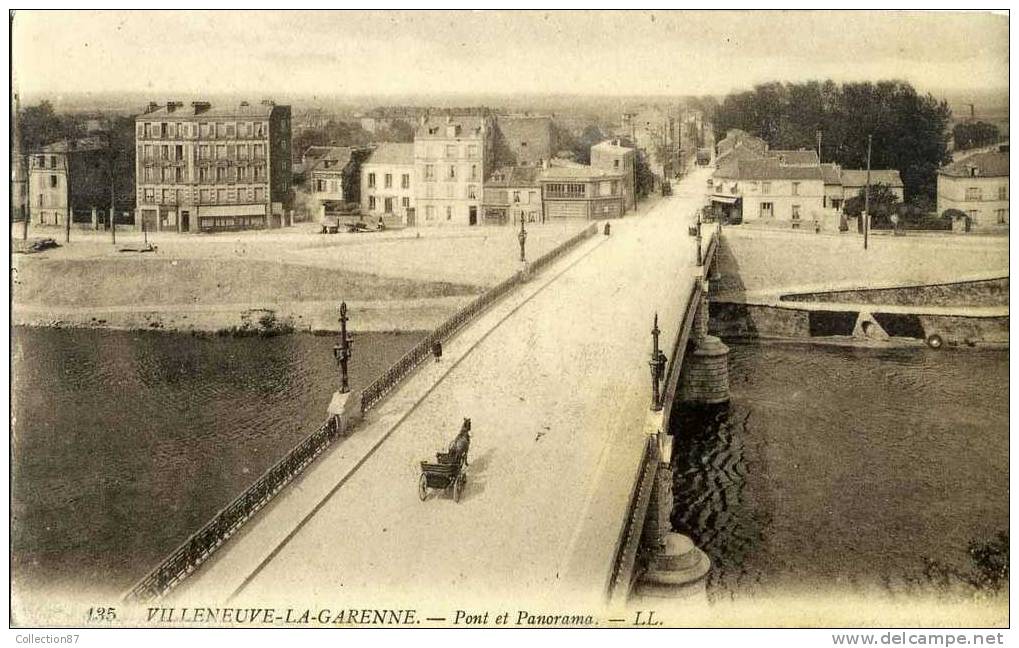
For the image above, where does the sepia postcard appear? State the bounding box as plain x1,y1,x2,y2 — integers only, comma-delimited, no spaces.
7,8,1010,640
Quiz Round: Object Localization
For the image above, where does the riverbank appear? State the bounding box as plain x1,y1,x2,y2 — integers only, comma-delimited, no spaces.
11,221,584,333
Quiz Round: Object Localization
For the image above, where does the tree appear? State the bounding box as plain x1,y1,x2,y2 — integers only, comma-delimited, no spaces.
843,183,902,229
953,121,1000,151
712,80,952,203
19,101,78,152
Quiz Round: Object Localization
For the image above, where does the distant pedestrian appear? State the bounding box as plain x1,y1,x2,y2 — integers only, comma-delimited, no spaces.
431,340,443,362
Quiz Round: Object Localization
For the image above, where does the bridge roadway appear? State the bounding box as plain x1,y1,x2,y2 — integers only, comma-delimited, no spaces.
174,167,715,611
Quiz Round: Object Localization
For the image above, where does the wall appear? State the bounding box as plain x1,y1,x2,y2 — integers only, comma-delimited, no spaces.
781,277,1009,307
740,178,825,224
413,134,487,225
361,162,415,223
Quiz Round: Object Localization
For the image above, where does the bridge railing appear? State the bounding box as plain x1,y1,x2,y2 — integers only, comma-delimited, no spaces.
124,418,341,603
606,435,660,603
359,223,598,413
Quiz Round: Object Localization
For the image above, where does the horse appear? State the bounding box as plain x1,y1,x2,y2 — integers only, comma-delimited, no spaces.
449,417,471,467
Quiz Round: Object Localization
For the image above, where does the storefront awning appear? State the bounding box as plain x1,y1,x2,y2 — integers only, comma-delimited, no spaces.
198,203,266,217
710,194,739,205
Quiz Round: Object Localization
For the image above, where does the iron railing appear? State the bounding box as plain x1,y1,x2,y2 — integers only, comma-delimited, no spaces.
359,223,598,413
606,435,660,603
124,418,341,603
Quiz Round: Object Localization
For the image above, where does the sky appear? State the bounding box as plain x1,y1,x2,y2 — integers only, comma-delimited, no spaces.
12,10,1010,101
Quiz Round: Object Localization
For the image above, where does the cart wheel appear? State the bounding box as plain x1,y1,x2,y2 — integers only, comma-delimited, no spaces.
453,474,465,503
418,474,428,501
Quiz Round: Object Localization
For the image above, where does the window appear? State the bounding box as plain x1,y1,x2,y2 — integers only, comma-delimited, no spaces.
425,165,435,181
144,188,155,202
162,189,171,203
791,205,801,220
996,209,1008,224
761,182,771,195
216,145,226,159
445,184,454,198
470,164,477,181
448,165,456,180
200,189,210,202
513,191,520,203
175,145,184,160
369,196,376,210
198,145,209,159
425,206,435,220
614,159,620,168
254,187,265,201
546,183,585,198
317,179,327,192
965,187,982,201
50,156,57,168
217,167,226,182
384,197,394,213
402,197,410,208
254,166,265,181
144,123,152,138
967,209,979,224
238,145,248,160
137,123,145,138
36,155,44,167
238,166,249,181
167,123,177,138
253,144,264,159
467,145,478,158
226,123,235,137
998,185,1008,201
217,188,227,203
791,182,800,196
401,173,410,189
199,167,209,182
368,173,376,188
175,167,184,183
529,191,537,204
161,145,169,159
145,167,155,182
384,173,392,189
426,185,435,199
49,175,57,188
160,123,168,138
468,185,477,200
446,206,453,220
446,145,456,158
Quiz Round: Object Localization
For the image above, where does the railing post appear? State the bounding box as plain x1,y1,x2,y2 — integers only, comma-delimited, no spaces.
333,302,353,394
649,313,667,411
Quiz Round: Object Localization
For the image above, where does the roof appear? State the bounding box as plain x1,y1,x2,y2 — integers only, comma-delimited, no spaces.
717,129,768,156
363,142,415,166
539,164,621,181
820,163,842,185
139,101,282,119
591,140,635,155
717,158,823,181
767,149,820,166
497,116,553,145
939,151,1009,178
416,115,488,139
307,146,355,174
38,137,107,154
716,143,768,166
841,169,904,187
303,146,333,162
486,166,542,188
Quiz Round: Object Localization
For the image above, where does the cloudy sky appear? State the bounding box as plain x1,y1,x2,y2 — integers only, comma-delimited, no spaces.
12,10,1009,99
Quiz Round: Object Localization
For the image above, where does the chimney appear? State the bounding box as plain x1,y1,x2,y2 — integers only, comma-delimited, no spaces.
166,101,181,113
191,101,211,115
146,102,159,114
240,101,250,107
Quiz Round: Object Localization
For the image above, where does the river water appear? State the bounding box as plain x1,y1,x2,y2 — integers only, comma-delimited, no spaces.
11,326,424,596
670,342,1009,601
11,329,1009,602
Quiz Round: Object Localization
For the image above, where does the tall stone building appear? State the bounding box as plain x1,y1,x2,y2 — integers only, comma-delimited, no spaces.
28,136,111,227
134,100,292,232
413,115,494,226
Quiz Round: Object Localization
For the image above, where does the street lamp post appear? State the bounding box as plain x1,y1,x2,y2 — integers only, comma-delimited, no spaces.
696,212,703,266
332,302,354,394
517,216,527,263
649,313,667,411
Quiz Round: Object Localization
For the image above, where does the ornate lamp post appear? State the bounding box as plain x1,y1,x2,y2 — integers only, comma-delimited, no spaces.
695,212,703,267
649,313,667,411
517,216,527,263
332,302,354,394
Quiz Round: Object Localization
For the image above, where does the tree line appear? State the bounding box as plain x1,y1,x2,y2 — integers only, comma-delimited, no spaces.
712,80,953,206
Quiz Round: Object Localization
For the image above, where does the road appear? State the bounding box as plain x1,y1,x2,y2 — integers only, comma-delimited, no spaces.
173,167,713,610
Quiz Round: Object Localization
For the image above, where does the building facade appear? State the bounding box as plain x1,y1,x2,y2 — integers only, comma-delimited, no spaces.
414,115,494,226
308,146,371,214
493,115,555,167
840,169,905,204
711,157,825,227
539,164,624,220
361,143,416,225
937,149,1009,230
590,139,636,212
28,137,110,227
481,166,542,225
134,100,292,233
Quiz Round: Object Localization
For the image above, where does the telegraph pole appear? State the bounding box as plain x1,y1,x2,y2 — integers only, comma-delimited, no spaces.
863,134,872,251
109,146,116,245
816,129,822,163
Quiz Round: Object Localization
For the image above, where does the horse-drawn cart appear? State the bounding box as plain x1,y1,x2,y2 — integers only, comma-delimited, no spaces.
418,419,471,503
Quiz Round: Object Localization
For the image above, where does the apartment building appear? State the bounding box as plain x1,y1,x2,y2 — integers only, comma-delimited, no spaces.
937,149,1009,230
134,100,292,232
711,157,825,227
414,115,494,226
590,139,636,212
361,143,416,225
28,137,110,227
307,145,371,214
